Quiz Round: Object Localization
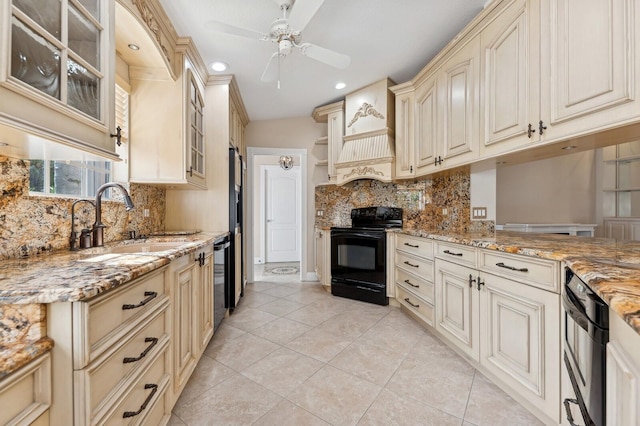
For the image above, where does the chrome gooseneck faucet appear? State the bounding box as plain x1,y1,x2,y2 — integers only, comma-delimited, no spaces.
92,183,135,247
70,199,95,251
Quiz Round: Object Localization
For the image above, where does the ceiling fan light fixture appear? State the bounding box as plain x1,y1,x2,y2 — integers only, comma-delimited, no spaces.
335,82,346,90
211,61,229,72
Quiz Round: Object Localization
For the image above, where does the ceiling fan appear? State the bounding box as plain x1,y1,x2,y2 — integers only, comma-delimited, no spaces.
206,0,351,86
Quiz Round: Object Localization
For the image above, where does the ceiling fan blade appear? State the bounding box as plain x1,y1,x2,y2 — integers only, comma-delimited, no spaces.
288,0,325,31
261,52,282,82
204,20,266,41
300,43,351,69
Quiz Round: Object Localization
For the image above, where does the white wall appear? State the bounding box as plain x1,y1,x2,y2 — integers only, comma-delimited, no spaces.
496,150,597,224
245,117,325,275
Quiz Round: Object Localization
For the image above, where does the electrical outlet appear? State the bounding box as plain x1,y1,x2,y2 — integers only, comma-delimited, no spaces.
442,208,448,215
472,207,487,219
143,208,150,218
316,209,324,217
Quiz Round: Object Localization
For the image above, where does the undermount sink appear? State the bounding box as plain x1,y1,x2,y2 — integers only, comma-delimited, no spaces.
107,242,190,254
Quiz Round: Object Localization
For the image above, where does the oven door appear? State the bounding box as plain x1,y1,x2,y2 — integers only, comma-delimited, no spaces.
331,230,386,286
563,285,607,426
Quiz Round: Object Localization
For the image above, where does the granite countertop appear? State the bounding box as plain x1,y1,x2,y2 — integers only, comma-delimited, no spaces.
0,231,228,378
392,228,640,335
0,231,229,304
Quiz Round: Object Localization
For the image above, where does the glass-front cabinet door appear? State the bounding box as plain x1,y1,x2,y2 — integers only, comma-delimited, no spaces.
188,70,205,179
1,0,115,157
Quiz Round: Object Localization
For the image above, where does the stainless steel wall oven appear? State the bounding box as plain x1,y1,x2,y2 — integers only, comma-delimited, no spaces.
563,267,609,426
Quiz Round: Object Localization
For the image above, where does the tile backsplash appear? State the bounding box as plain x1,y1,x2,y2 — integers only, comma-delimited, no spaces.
0,156,165,260
315,170,494,235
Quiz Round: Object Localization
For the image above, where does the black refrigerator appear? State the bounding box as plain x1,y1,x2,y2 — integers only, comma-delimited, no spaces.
227,147,243,309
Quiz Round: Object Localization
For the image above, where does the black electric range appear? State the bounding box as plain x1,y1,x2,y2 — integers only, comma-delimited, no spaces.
330,207,403,305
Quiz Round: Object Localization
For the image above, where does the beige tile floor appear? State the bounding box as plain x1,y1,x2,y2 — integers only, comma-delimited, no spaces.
169,279,543,426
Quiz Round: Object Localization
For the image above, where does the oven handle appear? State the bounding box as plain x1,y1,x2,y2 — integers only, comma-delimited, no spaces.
562,291,589,332
563,398,581,426
332,232,383,240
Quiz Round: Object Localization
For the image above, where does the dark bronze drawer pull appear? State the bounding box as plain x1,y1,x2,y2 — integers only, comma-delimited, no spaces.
404,279,419,288
496,262,528,272
404,242,419,248
404,298,420,308
123,337,159,364
444,250,463,256
468,274,476,288
123,383,158,418
122,291,157,310
404,261,419,268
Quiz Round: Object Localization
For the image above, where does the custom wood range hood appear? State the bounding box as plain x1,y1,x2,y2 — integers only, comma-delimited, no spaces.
334,78,396,185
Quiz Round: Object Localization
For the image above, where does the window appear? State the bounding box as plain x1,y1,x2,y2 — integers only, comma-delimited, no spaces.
29,159,112,198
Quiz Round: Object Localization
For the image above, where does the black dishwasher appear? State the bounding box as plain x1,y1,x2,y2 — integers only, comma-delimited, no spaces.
213,235,230,332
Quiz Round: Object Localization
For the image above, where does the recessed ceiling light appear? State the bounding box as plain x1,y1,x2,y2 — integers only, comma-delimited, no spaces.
335,82,346,90
0,142,8,147
127,43,140,51
211,61,229,72
562,145,577,150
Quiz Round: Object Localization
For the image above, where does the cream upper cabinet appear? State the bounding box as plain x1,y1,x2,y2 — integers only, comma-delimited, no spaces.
480,0,541,157
541,0,640,141
129,41,207,189
393,35,478,178
414,73,440,175
312,101,344,183
0,0,117,157
394,87,415,179
439,35,481,169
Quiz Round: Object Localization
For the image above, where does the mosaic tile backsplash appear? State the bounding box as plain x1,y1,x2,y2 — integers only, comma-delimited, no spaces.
315,170,494,235
0,156,166,260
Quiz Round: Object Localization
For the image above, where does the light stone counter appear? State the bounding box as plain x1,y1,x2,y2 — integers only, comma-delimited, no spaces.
391,229,640,336
0,231,228,377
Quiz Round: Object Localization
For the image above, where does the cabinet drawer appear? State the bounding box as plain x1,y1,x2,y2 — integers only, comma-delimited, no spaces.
435,242,478,268
395,268,434,304
100,347,170,425
74,267,168,368
76,305,169,423
396,234,433,259
478,250,560,293
396,285,434,326
0,353,50,426
396,251,434,277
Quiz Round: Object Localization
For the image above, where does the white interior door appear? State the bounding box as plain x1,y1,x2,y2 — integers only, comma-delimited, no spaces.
264,165,301,263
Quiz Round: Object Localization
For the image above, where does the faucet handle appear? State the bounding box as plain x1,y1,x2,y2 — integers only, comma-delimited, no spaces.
80,229,92,249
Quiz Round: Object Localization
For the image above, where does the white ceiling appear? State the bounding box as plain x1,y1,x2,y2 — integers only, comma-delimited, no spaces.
157,0,488,122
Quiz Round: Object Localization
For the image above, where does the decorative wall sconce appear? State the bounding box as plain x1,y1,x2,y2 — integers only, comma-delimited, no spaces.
279,155,294,170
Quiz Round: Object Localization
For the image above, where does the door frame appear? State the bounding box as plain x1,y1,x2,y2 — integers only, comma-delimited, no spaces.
247,147,308,283
261,164,301,263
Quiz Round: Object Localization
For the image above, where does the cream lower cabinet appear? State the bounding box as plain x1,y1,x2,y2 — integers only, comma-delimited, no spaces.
393,234,435,324
607,312,640,425
48,267,171,425
0,353,51,426
314,227,331,289
170,245,214,405
435,243,561,424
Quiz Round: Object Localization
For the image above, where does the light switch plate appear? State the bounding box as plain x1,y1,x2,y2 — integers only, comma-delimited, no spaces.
472,207,487,219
